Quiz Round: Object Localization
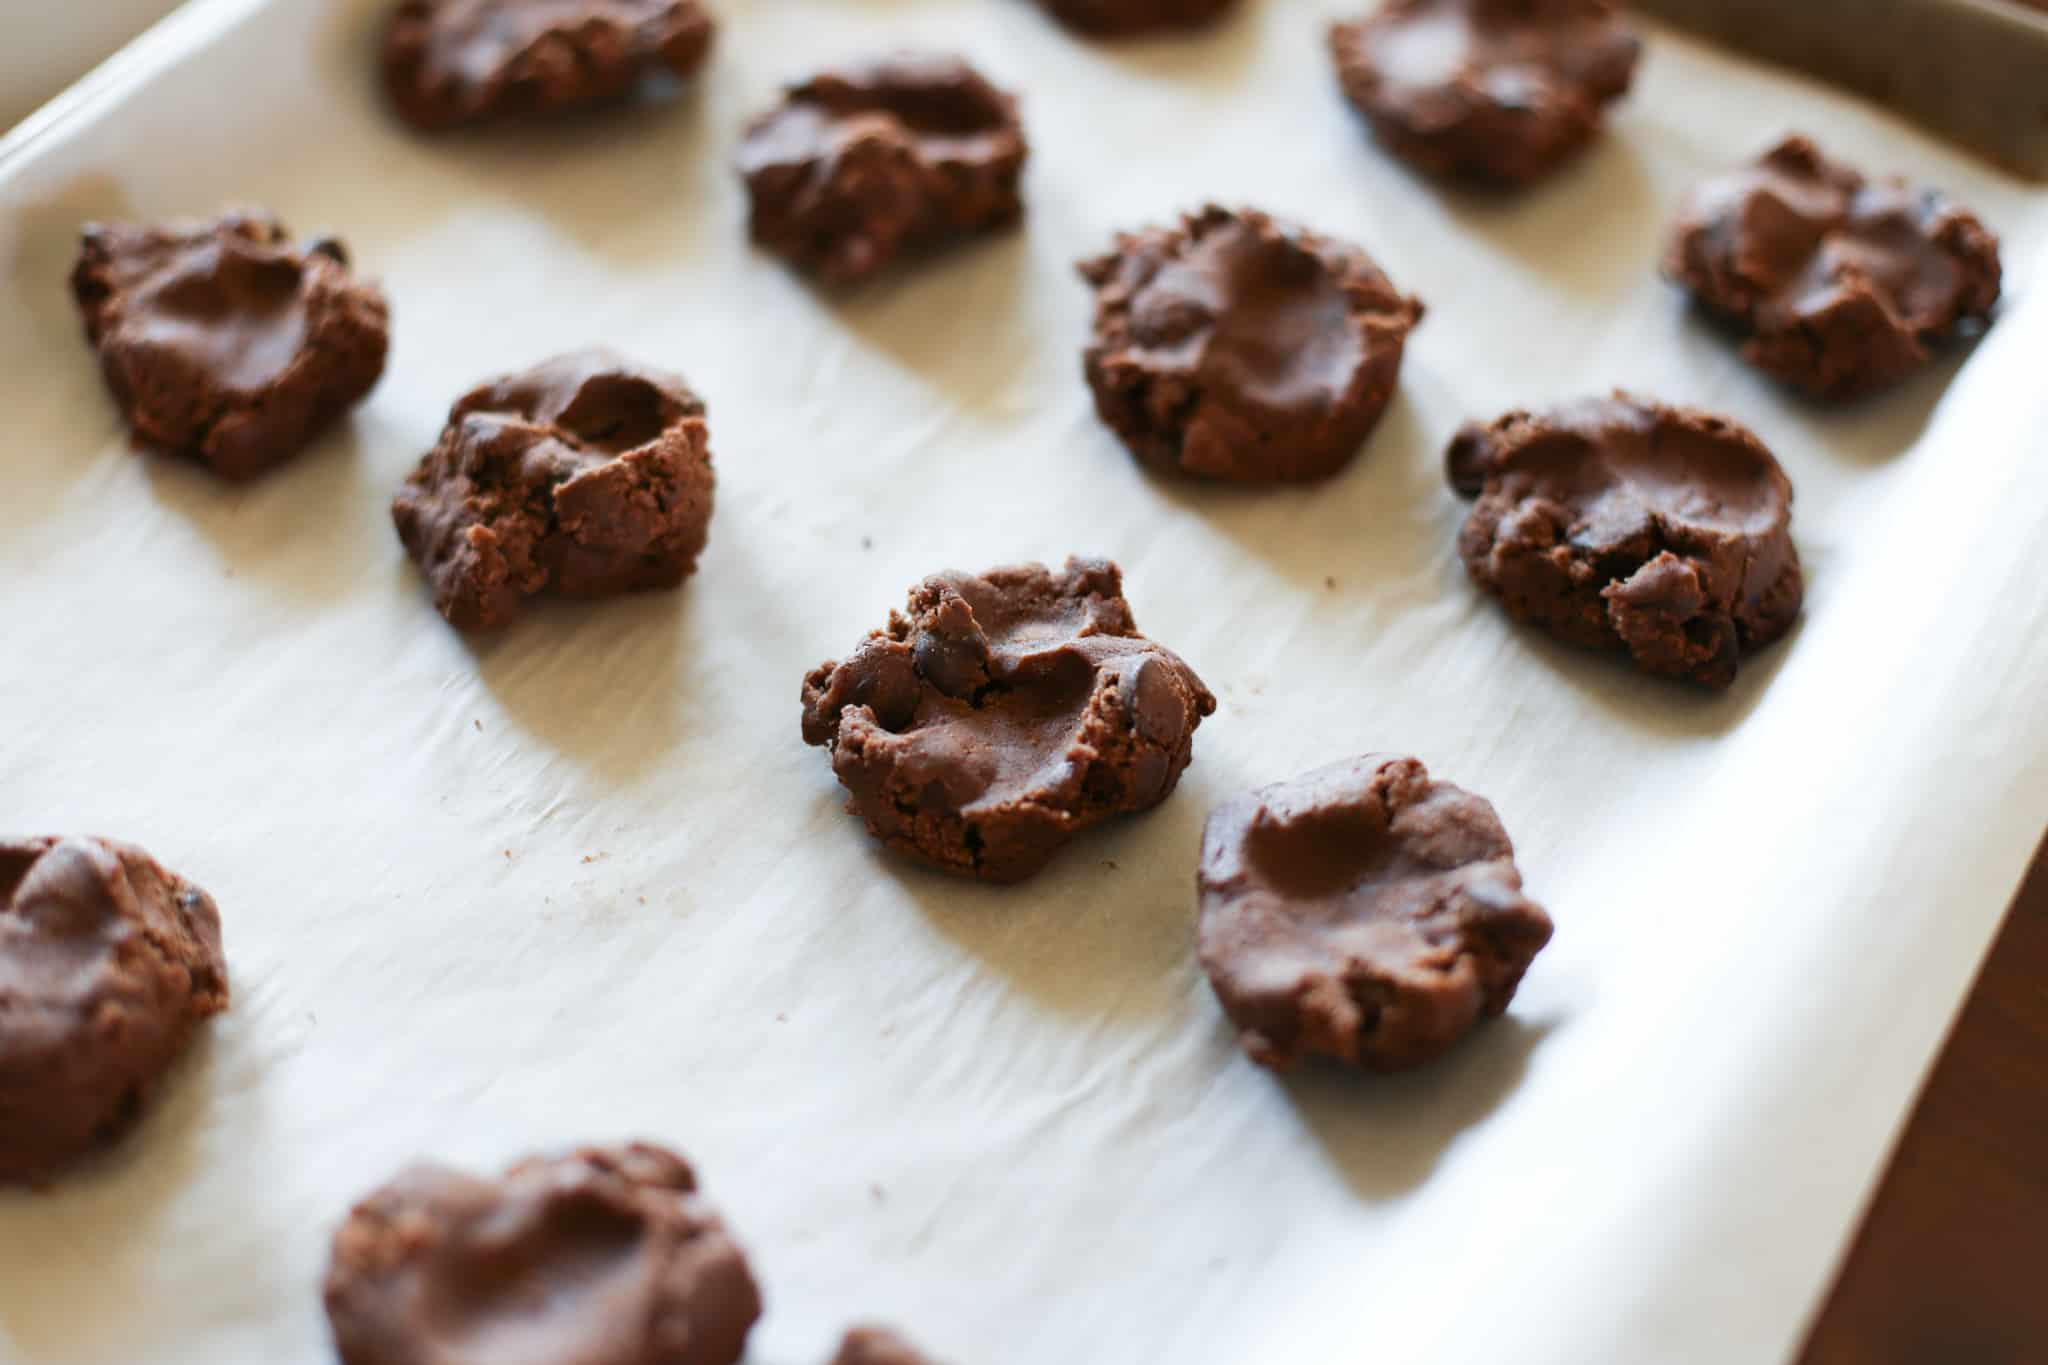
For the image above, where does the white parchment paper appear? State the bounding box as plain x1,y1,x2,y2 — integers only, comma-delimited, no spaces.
2,3,2045,1362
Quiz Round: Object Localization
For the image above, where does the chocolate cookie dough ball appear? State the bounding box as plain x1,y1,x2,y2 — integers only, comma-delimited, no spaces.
324,1143,760,1365
736,54,1028,285
0,836,228,1184
1079,207,1423,483
1033,0,1237,38
801,557,1215,883
1663,135,2002,400
392,349,716,630
1197,756,1551,1072
1448,394,1802,689
829,1326,941,1365
70,210,389,481
1330,0,1640,187
382,0,716,131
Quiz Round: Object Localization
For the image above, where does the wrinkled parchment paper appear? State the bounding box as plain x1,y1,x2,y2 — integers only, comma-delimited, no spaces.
3,2,2045,1362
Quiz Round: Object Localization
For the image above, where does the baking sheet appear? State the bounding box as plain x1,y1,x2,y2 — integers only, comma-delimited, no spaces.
3,2,2046,1362
1630,0,2048,179
0,0,188,130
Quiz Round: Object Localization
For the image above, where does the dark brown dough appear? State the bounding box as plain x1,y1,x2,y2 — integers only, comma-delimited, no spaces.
392,349,716,630
736,54,1027,284
1032,0,1237,37
1330,0,1640,186
381,0,716,131
801,557,1215,883
0,836,228,1184
829,1326,941,1365
1197,755,1552,1072
69,210,390,481
324,1143,760,1365
1662,135,2002,400
1078,206,1423,483
1448,393,1802,689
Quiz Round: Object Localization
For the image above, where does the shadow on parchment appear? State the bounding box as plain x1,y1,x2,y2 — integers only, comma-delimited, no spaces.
466,585,693,786
411,90,723,267
1802,348,1981,469
819,228,1038,418
1139,390,1440,592
137,414,390,604
4,171,135,355
1670,298,1985,469
1492,606,1803,742
1432,134,1658,304
2,172,139,523
824,763,1219,1027
0,1028,228,1362
1284,1012,1558,1203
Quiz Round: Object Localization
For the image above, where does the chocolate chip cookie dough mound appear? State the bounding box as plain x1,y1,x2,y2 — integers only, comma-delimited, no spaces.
382,0,717,131
325,1143,759,1365
829,1327,942,1365
1197,756,1552,1072
1331,0,1640,186
737,54,1027,284
1663,135,2001,400
392,349,716,630
1079,207,1423,483
70,210,389,481
801,558,1215,883
1448,394,1802,689
1034,0,1237,37
0,836,228,1184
